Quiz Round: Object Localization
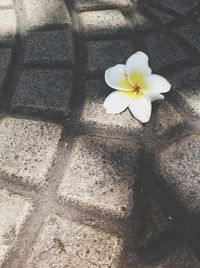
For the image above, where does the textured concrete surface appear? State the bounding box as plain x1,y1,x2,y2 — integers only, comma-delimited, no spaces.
0,0,199,267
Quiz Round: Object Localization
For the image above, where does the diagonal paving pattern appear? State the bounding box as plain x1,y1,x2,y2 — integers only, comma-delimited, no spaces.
0,0,199,267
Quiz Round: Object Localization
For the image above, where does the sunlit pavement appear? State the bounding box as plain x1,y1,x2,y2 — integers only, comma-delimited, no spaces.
0,0,200,267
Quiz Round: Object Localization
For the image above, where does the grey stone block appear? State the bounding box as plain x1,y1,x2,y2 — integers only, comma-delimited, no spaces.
0,9,16,45
129,9,152,31
74,0,133,11
87,40,135,73
24,0,71,29
0,48,12,95
24,30,74,65
26,215,123,268
80,80,141,133
58,135,140,220
144,5,175,24
144,33,189,70
78,9,130,38
0,189,33,266
0,117,62,188
158,134,200,213
12,69,73,115
151,0,197,15
168,67,200,116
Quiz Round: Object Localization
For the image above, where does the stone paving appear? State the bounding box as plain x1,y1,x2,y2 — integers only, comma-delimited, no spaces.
0,0,199,267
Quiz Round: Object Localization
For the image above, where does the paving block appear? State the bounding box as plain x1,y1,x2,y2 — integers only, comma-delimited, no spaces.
144,5,175,24
0,117,62,188
26,215,123,268
87,40,135,73
58,135,140,220
144,33,189,70
0,0,13,8
151,0,197,15
173,23,200,53
0,48,12,96
24,0,71,29
168,67,200,116
137,195,173,249
78,10,130,38
74,0,133,11
80,80,141,133
24,30,74,65
12,69,73,115
153,102,184,135
0,189,33,266
154,245,200,267
158,134,200,213
0,9,16,45
129,8,152,31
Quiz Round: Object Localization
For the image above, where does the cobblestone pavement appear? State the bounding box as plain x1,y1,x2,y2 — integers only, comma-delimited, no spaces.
0,0,200,267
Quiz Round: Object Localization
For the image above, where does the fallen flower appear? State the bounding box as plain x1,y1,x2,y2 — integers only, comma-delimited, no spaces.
104,51,171,123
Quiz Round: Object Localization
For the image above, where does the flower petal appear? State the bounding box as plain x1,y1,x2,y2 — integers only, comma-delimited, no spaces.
105,64,133,91
145,74,171,95
126,51,152,85
148,92,164,102
128,94,152,123
104,91,133,114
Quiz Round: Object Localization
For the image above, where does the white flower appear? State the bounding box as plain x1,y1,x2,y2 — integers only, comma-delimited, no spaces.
104,51,171,123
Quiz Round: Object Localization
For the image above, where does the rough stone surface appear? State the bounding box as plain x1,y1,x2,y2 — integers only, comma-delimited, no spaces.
129,9,152,31
0,9,16,44
155,245,200,267
144,5,175,24
153,102,184,135
168,67,200,116
144,33,189,70
24,30,74,65
0,49,12,95
0,117,62,188
0,0,13,8
158,134,200,213
24,0,71,29
12,69,73,115
58,136,140,219
151,0,197,15
74,0,133,11
80,80,141,132
26,215,123,268
0,189,33,266
174,23,200,53
78,10,130,38
87,40,135,73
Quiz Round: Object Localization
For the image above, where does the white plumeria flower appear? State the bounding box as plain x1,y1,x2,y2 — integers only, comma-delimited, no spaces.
104,51,171,123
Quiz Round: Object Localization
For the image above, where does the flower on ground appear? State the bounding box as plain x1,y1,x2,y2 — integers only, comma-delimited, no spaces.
104,51,171,123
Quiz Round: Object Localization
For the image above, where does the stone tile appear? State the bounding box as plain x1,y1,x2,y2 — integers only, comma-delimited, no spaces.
0,9,16,45
58,135,140,220
144,33,189,70
24,0,71,29
0,0,13,8
0,49,12,95
173,23,200,53
151,0,197,15
80,80,141,133
129,9,152,31
137,195,173,248
158,134,200,213
26,215,123,268
24,30,74,65
12,69,73,115
0,117,62,188
0,189,33,266
87,40,135,73
144,5,175,24
78,10,130,38
74,0,133,11
154,245,200,267
168,67,200,116
153,102,184,135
